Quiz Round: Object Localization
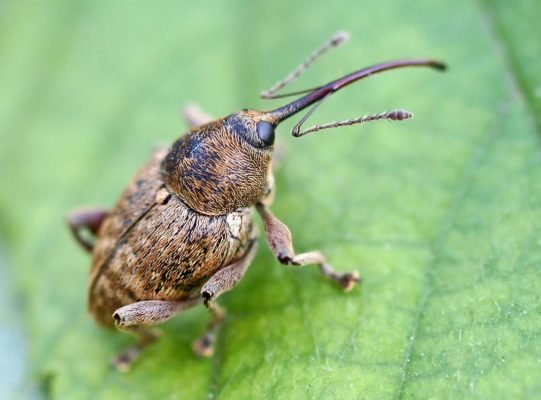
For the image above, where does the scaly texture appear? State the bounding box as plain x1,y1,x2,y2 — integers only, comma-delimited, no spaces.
89,148,255,326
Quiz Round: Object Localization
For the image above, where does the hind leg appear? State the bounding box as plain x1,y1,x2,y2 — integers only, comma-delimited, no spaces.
182,104,212,127
112,298,201,371
67,207,108,252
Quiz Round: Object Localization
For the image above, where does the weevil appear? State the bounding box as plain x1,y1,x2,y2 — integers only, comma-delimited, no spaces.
68,32,445,371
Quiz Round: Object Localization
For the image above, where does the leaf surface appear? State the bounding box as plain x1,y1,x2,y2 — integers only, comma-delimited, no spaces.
0,0,540,398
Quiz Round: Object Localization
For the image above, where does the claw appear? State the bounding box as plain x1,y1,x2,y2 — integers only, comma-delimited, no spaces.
111,347,140,372
338,271,360,292
277,252,293,265
192,335,215,358
201,290,213,306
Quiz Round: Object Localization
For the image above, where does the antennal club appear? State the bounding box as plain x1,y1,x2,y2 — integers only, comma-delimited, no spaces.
293,109,413,137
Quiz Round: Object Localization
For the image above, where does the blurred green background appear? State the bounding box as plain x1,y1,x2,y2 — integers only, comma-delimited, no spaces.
1,0,540,399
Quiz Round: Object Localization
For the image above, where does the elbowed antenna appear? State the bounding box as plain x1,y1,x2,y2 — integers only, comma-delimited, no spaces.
297,109,414,136
261,31,350,99
265,59,446,136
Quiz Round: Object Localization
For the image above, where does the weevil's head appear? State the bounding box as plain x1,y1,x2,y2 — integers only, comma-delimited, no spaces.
162,58,446,216
161,109,277,216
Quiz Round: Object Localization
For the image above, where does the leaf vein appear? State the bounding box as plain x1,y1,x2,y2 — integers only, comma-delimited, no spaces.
480,0,541,136
394,125,498,399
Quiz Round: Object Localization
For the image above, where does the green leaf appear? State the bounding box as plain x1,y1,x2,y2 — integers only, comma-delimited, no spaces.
1,0,540,398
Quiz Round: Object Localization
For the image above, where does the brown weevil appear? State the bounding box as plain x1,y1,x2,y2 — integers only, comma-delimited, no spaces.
68,32,445,371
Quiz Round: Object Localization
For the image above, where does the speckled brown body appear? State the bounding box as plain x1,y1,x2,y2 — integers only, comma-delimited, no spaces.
69,39,439,368
88,117,271,326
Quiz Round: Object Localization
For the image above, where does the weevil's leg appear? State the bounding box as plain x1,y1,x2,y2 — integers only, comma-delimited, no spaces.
67,207,109,252
258,169,276,208
111,298,201,371
200,240,258,304
192,301,226,358
113,298,201,328
271,142,287,172
182,103,212,127
256,204,360,291
111,326,160,372
192,240,258,357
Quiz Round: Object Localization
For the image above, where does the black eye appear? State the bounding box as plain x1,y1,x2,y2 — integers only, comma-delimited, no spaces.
256,121,275,146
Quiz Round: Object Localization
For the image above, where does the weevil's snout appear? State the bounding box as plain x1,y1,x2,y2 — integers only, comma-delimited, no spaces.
264,59,446,136
225,110,276,149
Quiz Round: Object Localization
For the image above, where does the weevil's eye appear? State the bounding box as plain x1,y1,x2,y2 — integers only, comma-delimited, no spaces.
256,121,275,146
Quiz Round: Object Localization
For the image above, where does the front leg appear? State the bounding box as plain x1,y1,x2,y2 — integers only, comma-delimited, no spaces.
256,204,359,291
